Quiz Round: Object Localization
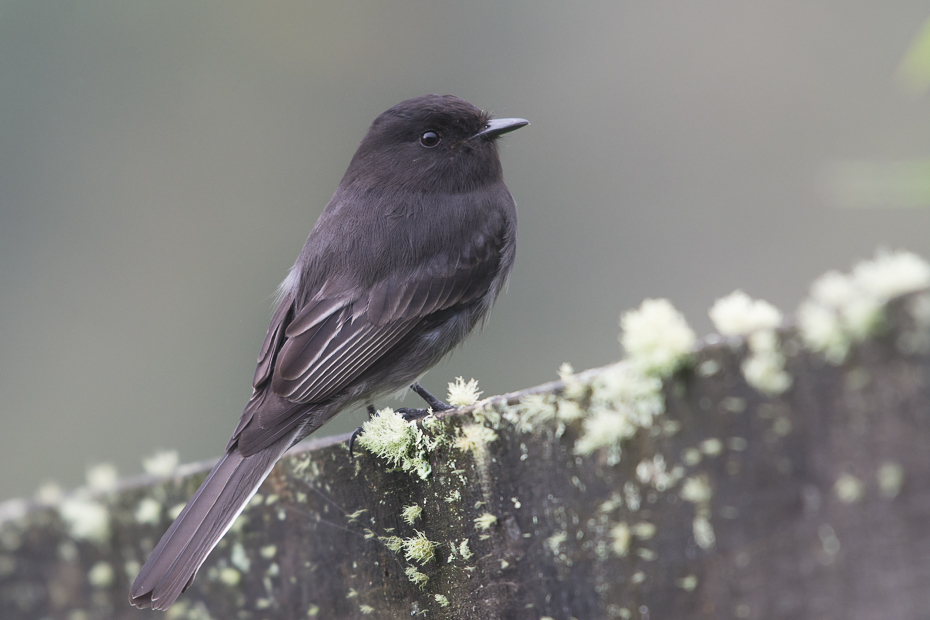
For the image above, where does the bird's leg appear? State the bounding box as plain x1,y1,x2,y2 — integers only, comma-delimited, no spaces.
348,404,377,458
395,382,454,421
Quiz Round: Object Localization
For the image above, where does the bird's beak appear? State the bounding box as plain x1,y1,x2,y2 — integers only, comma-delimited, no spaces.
472,117,529,140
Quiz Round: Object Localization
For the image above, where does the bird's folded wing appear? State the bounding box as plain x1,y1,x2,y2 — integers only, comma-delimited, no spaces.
233,232,504,452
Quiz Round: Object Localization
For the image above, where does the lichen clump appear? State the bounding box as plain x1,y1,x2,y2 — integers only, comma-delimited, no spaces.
356,408,440,480
798,250,930,364
447,377,483,407
620,298,696,377
402,531,437,565
710,290,791,395
401,504,422,526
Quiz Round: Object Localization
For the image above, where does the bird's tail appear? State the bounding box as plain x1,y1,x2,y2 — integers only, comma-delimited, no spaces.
129,435,291,610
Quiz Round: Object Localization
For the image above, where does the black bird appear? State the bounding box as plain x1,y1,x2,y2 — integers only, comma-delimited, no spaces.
129,95,527,609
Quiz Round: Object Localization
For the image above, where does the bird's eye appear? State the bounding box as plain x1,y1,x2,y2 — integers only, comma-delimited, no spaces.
419,130,440,148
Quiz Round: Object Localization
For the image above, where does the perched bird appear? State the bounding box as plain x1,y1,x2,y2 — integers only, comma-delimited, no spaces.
130,95,527,610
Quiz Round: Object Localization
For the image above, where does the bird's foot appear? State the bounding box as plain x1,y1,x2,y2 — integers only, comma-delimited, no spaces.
412,382,455,412
395,383,454,420
349,385,454,456
348,405,377,458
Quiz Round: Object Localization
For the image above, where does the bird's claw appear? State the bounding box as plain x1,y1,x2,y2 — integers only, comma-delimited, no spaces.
348,405,377,458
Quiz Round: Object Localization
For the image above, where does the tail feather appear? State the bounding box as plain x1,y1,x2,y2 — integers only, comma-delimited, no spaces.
130,437,290,610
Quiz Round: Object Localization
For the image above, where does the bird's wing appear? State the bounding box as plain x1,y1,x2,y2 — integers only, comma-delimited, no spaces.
230,229,506,454
272,240,501,405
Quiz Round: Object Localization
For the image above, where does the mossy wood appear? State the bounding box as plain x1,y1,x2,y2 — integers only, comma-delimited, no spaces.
1,296,929,619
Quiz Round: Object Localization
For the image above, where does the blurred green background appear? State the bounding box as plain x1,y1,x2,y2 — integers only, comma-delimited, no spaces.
2,1,929,501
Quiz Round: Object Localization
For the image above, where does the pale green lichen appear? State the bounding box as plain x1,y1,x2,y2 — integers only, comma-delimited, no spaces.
699,438,723,456
631,522,656,540
379,536,403,552
620,298,696,377
59,495,110,543
471,401,502,427
558,362,589,400
624,482,642,511
135,497,162,525
405,566,429,588
454,423,498,455
742,331,792,395
697,359,720,377
575,408,638,457
676,575,698,591
359,604,375,614
682,448,702,466
260,544,277,559
142,450,180,476
853,250,930,299
230,542,250,572
356,408,436,480
574,362,665,459
692,516,716,549
556,399,585,423
401,504,422,526
635,454,684,492
877,462,905,499
509,393,558,432
710,291,791,395
85,463,118,493
218,567,240,586
35,481,62,505
834,473,865,503
610,522,631,556
799,250,930,364
546,531,567,555
710,291,782,336
474,512,497,531
458,539,473,559
681,475,713,504
402,531,437,565
434,594,450,607
447,377,483,407
87,561,114,587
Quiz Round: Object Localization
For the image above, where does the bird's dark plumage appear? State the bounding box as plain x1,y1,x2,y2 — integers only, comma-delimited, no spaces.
129,95,526,610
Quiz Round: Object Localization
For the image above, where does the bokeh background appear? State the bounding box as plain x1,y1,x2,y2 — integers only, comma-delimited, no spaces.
2,1,929,501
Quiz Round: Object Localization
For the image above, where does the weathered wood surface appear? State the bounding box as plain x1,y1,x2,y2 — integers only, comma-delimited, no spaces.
1,294,929,620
